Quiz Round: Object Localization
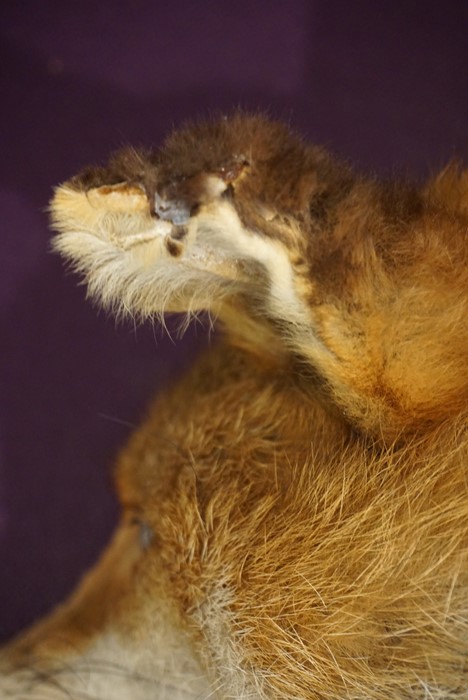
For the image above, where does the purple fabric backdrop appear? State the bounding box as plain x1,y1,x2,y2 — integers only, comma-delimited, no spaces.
1,0,467,642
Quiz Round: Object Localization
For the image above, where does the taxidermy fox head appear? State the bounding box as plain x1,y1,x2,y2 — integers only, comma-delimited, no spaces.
1,114,467,699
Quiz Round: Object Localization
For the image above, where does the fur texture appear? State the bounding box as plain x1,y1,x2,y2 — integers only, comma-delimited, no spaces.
1,113,467,699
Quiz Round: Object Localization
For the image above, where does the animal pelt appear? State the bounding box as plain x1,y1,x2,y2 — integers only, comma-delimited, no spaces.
1,113,467,699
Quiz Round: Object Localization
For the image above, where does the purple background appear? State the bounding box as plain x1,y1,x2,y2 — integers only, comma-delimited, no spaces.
1,1,467,642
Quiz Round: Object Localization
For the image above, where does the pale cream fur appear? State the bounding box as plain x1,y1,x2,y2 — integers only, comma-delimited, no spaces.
51,184,314,327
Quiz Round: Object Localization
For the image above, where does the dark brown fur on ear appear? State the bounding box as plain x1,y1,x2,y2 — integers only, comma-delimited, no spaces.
157,113,354,224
